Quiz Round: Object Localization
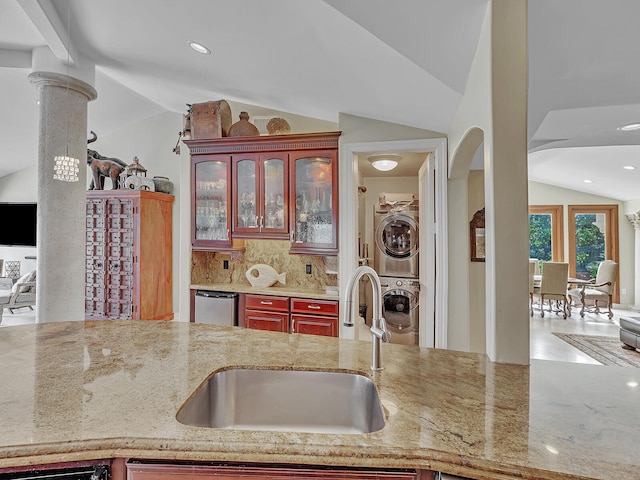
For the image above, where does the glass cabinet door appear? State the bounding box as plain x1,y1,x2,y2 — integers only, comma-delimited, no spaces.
192,156,231,247
234,157,258,233
290,151,338,254
262,156,288,234
233,154,288,238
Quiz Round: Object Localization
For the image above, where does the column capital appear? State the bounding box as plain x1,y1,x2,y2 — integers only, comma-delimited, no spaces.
28,71,97,102
626,211,640,229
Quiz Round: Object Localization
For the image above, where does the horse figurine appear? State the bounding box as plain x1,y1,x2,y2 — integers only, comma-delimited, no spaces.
87,131,128,190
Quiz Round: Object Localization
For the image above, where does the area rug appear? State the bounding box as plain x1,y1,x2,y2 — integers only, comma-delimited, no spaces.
552,333,640,367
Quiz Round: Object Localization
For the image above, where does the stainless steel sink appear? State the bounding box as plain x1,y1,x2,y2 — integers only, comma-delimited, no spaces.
176,368,385,434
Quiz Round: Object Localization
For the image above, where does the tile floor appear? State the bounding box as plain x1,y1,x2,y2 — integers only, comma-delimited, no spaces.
1,303,636,365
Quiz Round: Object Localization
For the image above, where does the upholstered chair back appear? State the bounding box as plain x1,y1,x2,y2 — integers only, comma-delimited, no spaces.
594,260,618,294
529,261,536,295
529,258,540,276
540,262,569,297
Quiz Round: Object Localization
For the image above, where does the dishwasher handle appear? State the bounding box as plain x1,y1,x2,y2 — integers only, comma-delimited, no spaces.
195,290,238,299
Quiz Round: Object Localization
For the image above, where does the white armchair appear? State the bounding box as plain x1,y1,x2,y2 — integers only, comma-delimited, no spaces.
568,260,618,319
0,271,36,323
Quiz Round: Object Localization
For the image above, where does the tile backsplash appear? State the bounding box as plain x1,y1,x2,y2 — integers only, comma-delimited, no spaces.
191,239,337,291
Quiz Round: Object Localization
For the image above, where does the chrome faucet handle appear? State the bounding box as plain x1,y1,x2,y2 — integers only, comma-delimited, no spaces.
379,316,391,343
370,317,391,343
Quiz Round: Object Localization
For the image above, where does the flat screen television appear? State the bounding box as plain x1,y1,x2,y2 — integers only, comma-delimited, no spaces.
0,203,37,247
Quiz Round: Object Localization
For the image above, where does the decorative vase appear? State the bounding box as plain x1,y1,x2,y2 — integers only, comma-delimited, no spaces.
153,176,174,194
228,111,260,137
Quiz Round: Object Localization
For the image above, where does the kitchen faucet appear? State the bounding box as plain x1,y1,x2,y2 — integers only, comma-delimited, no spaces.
343,265,391,371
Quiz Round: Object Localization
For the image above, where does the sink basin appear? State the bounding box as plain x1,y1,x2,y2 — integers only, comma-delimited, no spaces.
176,368,385,434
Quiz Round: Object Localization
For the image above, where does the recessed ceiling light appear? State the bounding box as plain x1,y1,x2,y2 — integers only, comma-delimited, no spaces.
583,179,592,183
617,122,640,131
627,380,638,388
623,165,636,170
188,41,211,55
545,445,559,455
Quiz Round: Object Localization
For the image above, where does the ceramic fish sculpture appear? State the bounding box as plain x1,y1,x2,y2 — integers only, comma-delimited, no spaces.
245,264,287,288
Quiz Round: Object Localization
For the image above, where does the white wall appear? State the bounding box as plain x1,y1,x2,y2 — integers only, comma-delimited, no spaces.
447,0,529,364
0,165,38,276
529,181,635,307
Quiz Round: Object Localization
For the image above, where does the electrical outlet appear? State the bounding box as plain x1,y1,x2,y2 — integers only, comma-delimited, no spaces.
622,288,627,295
223,260,229,270
306,264,312,274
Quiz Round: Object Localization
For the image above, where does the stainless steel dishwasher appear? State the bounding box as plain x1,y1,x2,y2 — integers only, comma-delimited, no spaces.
194,290,238,326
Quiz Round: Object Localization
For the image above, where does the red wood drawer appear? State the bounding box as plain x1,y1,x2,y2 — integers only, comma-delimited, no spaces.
291,314,338,337
245,294,289,312
246,310,289,333
290,298,339,317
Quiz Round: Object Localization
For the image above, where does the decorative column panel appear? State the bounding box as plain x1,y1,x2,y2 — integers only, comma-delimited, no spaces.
626,211,640,310
29,72,97,323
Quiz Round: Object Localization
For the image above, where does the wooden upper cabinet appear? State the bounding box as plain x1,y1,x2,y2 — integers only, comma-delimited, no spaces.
233,153,289,239
186,132,340,255
191,155,232,250
289,150,339,255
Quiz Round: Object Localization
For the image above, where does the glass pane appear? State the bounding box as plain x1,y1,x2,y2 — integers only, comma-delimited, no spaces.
529,213,552,262
236,159,257,228
263,158,285,229
294,157,333,244
194,161,228,241
573,213,606,279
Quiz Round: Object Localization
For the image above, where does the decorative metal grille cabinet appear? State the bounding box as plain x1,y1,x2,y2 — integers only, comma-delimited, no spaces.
85,190,174,320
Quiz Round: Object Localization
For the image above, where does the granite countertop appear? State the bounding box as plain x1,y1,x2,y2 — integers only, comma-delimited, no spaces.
190,283,339,300
0,321,639,479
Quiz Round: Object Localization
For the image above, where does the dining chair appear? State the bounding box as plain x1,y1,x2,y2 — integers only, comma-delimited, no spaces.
529,261,541,316
529,258,540,276
539,262,569,319
567,260,618,319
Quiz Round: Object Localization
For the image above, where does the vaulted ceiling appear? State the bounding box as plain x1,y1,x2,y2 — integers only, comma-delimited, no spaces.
2,0,640,200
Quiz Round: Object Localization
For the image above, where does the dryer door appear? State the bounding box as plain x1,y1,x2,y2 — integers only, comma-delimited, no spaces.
375,214,419,259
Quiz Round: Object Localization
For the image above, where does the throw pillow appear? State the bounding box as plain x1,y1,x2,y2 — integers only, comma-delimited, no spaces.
12,271,36,294
22,270,36,293
12,272,31,294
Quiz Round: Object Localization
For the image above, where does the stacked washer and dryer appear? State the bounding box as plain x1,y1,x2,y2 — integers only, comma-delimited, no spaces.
366,193,420,345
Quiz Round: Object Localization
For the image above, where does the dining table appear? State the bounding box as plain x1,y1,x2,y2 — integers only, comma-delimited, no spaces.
533,275,592,288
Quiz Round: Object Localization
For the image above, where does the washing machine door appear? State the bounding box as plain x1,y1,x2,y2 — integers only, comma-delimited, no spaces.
382,288,418,334
375,214,419,259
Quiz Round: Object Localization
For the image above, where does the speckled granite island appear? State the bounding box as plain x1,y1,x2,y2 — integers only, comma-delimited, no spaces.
0,321,639,480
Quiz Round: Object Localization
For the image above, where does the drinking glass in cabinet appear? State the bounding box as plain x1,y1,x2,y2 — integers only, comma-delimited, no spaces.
294,157,334,244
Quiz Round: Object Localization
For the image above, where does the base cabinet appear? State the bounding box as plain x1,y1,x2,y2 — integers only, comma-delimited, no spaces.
290,297,339,337
244,294,338,337
126,461,425,480
245,294,289,332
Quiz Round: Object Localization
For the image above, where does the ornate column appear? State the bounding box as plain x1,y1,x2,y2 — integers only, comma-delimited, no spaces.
28,72,97,322
626,211,640,311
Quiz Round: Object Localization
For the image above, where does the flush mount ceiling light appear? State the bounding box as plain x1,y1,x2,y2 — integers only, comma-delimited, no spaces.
584,179,593,183
368,154,401,172
617,122,640,131
624,165,636,170
188,41,211,55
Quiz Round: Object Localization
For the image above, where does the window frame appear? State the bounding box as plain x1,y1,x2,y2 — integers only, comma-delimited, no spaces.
528,205,564,262
567,204,619,302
